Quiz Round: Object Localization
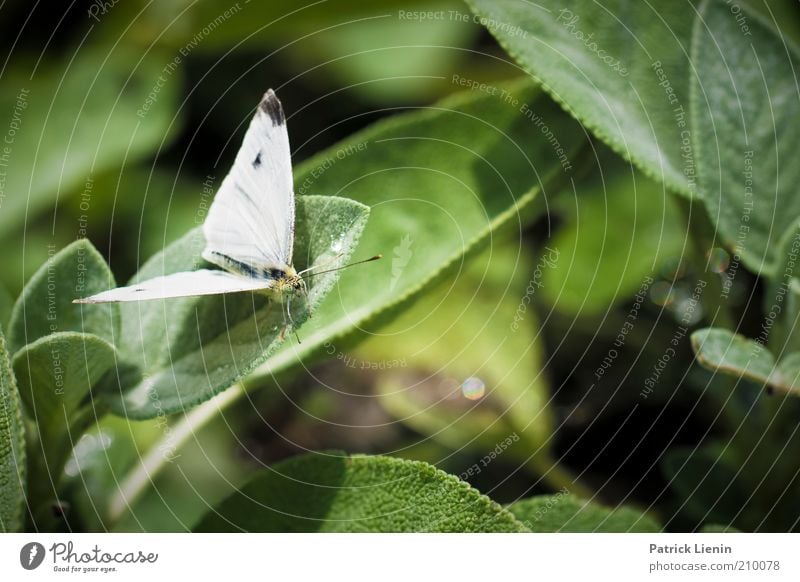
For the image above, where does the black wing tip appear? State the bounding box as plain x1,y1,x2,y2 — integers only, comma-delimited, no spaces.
260,89,285,127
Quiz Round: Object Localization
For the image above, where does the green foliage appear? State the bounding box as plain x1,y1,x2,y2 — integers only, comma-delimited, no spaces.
3,0,799,535
508,493,660,532
194,453,526,532
0,328,25,532
95,0,477,103
108,195,369,418
246,77,585,387
692,0,800,276
467,0,800,278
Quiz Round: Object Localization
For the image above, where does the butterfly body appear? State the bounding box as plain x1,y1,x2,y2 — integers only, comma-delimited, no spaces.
201,250,306,300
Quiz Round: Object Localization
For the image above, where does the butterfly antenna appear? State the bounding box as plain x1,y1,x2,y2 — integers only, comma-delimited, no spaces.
297,253,345,275
300,254,383,279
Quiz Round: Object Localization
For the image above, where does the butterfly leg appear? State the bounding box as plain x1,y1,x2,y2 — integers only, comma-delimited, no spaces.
287,294,302,344
278,295,293,343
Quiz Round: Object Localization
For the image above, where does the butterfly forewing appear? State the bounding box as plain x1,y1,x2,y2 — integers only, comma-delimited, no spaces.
202,89,295,273
73,89,297,305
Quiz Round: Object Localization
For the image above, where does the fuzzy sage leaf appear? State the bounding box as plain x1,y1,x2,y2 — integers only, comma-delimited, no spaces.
692,0,800,276
508,493,660,532
194,453,526,532
0,328,25,532
466,0,697,197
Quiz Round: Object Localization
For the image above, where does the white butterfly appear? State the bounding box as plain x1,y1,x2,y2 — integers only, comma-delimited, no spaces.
75,90,307,306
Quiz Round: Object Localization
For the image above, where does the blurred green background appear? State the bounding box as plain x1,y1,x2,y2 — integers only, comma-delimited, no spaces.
3,0,800,532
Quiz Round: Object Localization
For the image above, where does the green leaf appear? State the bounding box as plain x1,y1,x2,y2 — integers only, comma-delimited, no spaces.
691,328,800,395
8,240,119,354
0,328,25,532
466,0,696,197
12,332,117,524
108,196,369,418
194,453,526,532
692,0,800,276
362,241,556,468
0,46,181,235
508,493,660,532
541,157,685,313
12,332,116,430
247,77,585,386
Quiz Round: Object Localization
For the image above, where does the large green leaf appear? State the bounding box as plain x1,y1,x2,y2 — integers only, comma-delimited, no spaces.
542,157,685,313
0,46,180,235
193,453,526,532
362,242,556,471
246,77,585,387
107,196,369,418
466,0,697,197
508,493,660,532
0,328,25,532
692,0,800,275
7,240,119,354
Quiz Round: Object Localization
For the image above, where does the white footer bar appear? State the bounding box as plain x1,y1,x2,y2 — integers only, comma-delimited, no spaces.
1,533,796,581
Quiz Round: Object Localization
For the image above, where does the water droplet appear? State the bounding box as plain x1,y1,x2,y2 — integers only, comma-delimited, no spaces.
673,296,704,325
461,377,486,400
707,247,730,273
330,236,345,254
650,281,675,306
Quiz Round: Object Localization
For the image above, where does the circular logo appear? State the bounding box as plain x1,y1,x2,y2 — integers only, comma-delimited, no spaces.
19,542,46,570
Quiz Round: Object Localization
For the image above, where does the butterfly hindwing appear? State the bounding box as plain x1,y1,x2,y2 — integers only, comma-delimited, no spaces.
74,270,274,303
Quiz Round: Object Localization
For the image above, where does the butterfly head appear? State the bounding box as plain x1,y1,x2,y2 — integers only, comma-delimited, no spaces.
274,267,307,297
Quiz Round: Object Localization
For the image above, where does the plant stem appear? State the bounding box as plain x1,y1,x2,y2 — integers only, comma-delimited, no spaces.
673,195,736,330
107,385,243,524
